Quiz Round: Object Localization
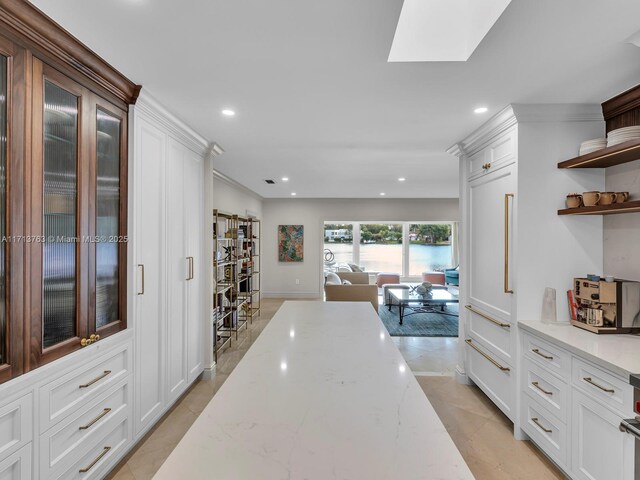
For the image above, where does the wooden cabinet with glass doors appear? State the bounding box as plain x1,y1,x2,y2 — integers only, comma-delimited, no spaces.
0,1,139,384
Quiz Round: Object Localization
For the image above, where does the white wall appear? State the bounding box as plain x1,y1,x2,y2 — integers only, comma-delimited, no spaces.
261,198,459,298
604,160,640,280
212,172,264,218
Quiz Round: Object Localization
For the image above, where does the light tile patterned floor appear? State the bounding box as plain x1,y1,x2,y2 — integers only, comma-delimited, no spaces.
107,299,564,479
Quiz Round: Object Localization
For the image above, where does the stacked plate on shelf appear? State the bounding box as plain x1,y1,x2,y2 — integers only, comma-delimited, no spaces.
579,138,607,155
607,126,640,147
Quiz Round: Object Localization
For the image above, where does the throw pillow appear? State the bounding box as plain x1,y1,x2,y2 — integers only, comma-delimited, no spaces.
342,279,352,285
325,272,342,285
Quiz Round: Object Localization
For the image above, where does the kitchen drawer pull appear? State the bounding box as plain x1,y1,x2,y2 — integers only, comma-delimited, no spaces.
531,417,552,433
531,348,553,360
79,370,111,389
78,408,111,430
465,339,510,372
79,446,111,473
532,381,553,395
583,377,614,393
465,304,510,328
137,264,145,295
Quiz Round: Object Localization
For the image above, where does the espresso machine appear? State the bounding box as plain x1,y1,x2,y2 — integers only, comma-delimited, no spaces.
572,278,640,334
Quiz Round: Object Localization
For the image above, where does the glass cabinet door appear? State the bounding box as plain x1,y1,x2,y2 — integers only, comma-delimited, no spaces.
0,54,7,369
42,80,79,348
95,108,122,330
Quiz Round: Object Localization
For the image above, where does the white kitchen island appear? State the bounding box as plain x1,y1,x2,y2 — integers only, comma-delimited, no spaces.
154,301,474,479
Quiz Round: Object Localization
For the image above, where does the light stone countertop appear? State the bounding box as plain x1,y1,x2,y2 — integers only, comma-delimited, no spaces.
519,319,640,380
154,301,474,480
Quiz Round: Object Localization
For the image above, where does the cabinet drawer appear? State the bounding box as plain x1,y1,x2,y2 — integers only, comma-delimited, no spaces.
40,380,129,478
522,358,568,421
0,443,31,480
521,394,568,468
572,357,633,417
522,332,570,380
40,345,130,432
0,393,32,461
466,304,513,362
465,338,514,420
55,416,129,480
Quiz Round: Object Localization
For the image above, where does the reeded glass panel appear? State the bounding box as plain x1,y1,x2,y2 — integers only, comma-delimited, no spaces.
43,81,78,348
0,56,7,364
95,110,120,328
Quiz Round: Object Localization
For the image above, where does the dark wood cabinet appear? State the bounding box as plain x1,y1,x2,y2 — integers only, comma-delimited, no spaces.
0,1,139,381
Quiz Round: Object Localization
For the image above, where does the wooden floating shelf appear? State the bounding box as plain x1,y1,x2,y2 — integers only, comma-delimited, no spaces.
558,200,640,216
558,139,640,169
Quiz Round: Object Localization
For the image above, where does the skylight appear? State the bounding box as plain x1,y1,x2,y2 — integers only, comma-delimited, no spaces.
388,0,512,62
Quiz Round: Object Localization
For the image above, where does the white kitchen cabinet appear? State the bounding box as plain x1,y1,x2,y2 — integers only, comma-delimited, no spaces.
450,104,605,427
132,114,166,434
130,92,209,439
572,389,635,480
0,444,31,480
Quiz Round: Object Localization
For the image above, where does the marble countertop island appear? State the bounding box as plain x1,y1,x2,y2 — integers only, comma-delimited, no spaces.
154,301,474,479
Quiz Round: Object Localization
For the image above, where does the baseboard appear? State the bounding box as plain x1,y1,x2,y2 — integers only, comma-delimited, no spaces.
202,361,216,380
261,292,322,299
455,364,471,385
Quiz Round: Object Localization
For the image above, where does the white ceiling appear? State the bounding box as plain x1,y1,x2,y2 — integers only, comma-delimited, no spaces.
31,0,640,198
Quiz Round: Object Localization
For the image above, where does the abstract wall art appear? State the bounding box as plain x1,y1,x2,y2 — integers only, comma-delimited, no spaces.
278,225,304,262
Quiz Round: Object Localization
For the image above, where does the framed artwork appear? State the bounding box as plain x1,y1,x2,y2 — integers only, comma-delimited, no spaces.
278,225,304,262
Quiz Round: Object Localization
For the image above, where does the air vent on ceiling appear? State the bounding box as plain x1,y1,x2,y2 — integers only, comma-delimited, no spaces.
264,179,276,184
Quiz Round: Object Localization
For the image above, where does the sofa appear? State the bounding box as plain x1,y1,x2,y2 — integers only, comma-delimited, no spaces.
445,266,459,286
324,272,379,312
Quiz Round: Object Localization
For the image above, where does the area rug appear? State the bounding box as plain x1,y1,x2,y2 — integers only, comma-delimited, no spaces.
379,304,459,337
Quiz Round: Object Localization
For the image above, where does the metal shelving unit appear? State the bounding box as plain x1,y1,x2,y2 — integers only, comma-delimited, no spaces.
212,210,261,362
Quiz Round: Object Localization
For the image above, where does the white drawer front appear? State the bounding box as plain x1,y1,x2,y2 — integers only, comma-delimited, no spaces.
40,346,130,432
55,416,129,480
572,357,633,417
465,338,514,421
40,380,129,478
522,357,568,421
521,394,568,468
466,305,513,361
0,394,32,460
0,444,31,480
522,332,570,379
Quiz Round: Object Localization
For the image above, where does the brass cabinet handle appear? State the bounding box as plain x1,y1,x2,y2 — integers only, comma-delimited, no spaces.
465,304,510,328
79,370,111,389
583,377,615,393
79,408,111,430
532,348,553,360
531,417,552,433
504,193,514,294
80,335,100,347
187,256,194,280
532,381,553,395
79,446,111,473
465,339,510,372
137,264,145,295
482,162,492,170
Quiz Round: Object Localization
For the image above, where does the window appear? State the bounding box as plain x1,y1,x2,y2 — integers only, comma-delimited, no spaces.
323,221,455,278
408,224,453,276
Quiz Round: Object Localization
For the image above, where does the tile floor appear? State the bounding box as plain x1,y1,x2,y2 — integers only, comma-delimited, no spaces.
107,298,564,479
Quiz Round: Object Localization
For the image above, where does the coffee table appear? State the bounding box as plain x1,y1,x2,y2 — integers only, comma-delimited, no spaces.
387,287,459,325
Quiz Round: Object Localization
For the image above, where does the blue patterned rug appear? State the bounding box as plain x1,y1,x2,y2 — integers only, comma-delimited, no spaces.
379,303,459,337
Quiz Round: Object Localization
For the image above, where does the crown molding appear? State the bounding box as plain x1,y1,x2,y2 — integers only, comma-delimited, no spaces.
447,103,603,157
134,90,223,158
212,170,264,201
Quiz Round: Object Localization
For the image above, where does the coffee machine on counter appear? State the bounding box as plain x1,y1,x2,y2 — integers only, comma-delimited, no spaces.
571,278,640,334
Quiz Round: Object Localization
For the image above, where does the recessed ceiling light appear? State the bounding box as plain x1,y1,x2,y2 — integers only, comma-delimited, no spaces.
291,192,297,196
380,192,386,196
474,107,488,114
398,177,406,182
281,177,289,182
221,109,236,116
